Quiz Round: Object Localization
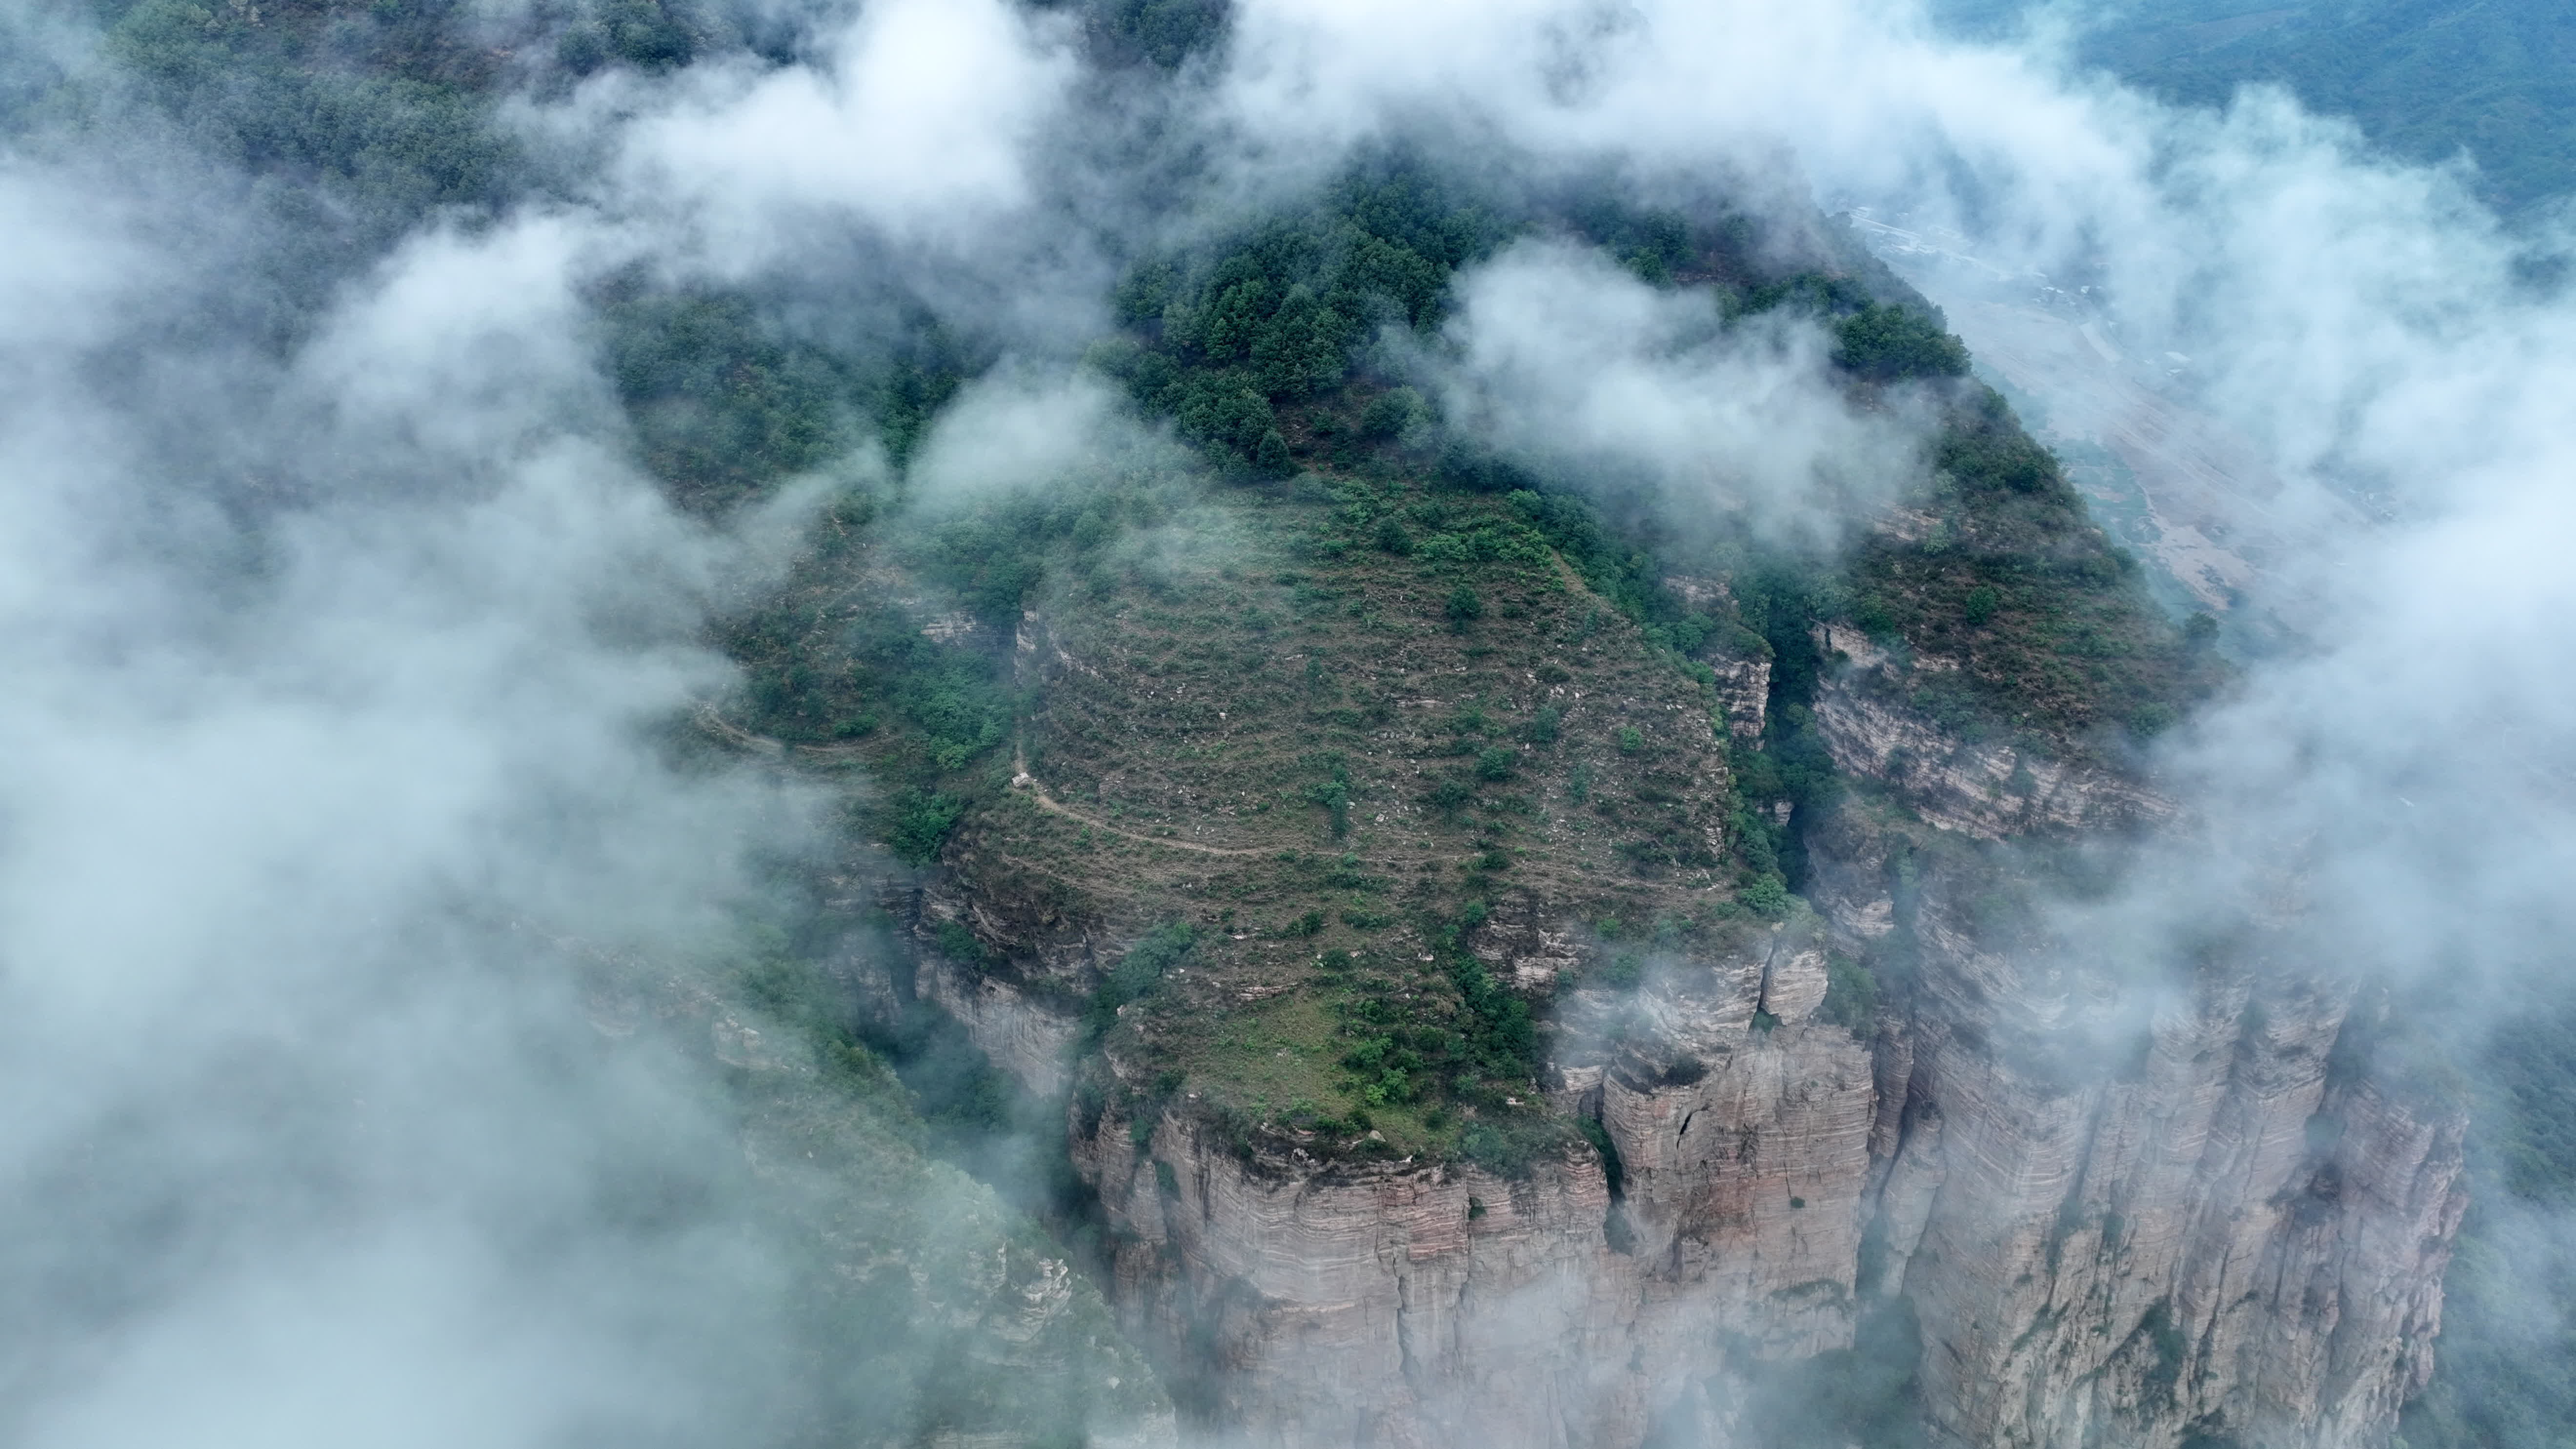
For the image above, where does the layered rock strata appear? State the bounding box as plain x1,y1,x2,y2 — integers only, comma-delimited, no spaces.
899,690,2463,1449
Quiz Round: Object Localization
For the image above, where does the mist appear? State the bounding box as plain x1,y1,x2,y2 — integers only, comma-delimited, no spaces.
5,0,2575,1445
0,169,815,1443
1429,238,1931,543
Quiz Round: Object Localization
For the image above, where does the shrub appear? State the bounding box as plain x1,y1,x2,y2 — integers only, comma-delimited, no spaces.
1618,725,1644,754
1446,584,1484,624
1832,302,1971,382
1818,954,1880,1033
1085,922,1197,1043
1741,874,1793,918
887,790,966,865
934,920,987,966
1360,387,1428,439
1427,773,1476,818
1475,746,1516,781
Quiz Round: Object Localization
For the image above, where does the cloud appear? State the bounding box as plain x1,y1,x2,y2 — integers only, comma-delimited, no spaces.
1430,239,1928,539
906,365,1134,502
614,0,1077,272
0,162,811,1449
11,0,2576,1440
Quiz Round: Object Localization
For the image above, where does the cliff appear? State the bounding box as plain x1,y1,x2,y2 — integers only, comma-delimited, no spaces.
888,668,2462,1449
1803,785,2466,1449
694,184,2456,1447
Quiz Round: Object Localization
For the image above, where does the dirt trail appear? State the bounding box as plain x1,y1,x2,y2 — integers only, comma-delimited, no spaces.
696,704,1267,856
691,704,873,764
1011,744,1270,857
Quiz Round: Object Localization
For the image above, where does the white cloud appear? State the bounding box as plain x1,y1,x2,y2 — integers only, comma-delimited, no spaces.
1434,239,1925,539
618,0,1076,270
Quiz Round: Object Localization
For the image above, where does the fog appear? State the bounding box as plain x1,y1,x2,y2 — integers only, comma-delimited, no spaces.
1430,238,1932,544
0,169,814,1445
5,0,2574,1443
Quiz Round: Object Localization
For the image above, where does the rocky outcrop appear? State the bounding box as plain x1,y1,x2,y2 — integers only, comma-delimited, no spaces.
1467,889,1587,990
916,948,1082,1099
900,674,2460,1449
1664,576,1771,743
1805,795,2467,1449
1808,627,2176,840
1065,926,1881,1449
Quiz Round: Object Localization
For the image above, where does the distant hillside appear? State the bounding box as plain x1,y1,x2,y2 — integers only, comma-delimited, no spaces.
1935,0,2576,211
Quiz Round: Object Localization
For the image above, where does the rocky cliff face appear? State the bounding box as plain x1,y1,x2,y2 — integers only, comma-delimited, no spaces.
1799,683,2467,1449
1065,949,1878,1449
890,670,2465,1449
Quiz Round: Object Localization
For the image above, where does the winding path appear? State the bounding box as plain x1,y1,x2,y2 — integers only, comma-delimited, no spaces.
1009,744,1270,858
692,704,1269,859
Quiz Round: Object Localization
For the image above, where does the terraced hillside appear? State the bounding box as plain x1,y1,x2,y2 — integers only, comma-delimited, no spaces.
661,169,2430,1449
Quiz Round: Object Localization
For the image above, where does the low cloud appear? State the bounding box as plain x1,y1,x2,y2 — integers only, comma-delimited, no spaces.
1431,239,1929,540
0,159,812,1449
613,0,1077,272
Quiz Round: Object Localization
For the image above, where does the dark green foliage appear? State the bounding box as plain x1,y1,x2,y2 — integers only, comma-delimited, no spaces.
1522,705,1561,745
1446,584,1484,624
1441,926,1537,1087
934,920,988,966
1503,488,1730,656
2132,1298,2189,1405
1847,387,2216,751
557,0,707,75
606,292,852,512
1938,404,2067,496
887,790,966,866
1457,1113,1563,1178
877,322,974,469
1738,269,1874,320
1818,955,1880,1033
1577,1117,1627,1197
730,586,1010,764
1360,387,1429,440
1833,302,1971,382
96,0,516,267
1427,772,1476,818
1568,198,1698,284
1086,923,1196,1042
1475,746,1516,781
1719,1296,1929,1448
1103,157,1500,470
1305,755,1354,838
1074,0,1231,69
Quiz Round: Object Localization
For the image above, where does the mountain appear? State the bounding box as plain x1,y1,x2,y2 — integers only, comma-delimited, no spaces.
2,1,2531,1446
1933,0,2576,210
699,170,2464,1447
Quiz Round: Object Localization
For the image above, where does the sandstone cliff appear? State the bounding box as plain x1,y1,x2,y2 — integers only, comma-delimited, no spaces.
886,675,2464,1449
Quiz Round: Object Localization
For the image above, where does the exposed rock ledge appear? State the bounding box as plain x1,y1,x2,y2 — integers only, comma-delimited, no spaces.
897,802,2459,1449
1811,670,2177,838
